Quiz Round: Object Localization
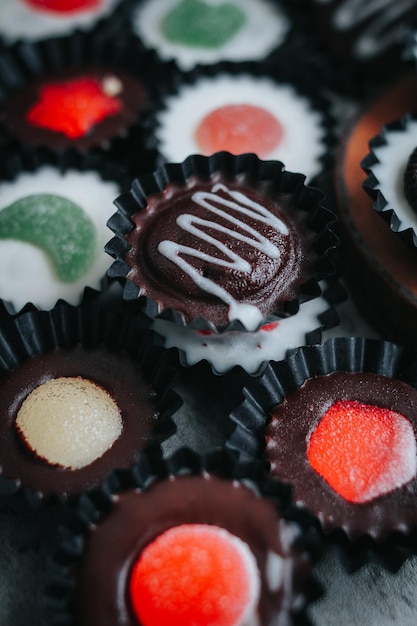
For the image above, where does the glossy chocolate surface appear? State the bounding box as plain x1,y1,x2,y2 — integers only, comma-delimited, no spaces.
0,344,159,495
76,474,310,626
1,67,147,152
266,370,417,540
125,174,316,329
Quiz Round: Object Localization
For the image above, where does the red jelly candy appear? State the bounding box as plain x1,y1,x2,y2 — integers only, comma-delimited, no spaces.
129,523,260,626
307,400,417,503
26,77,122,139
261,321,279,332
195,104,284,158
22,0,99,13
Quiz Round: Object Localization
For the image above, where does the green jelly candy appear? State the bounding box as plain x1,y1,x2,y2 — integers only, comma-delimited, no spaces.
0,193,97,283
161,0,246,49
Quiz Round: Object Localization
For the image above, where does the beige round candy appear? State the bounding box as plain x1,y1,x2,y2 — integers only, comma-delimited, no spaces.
15,377,123,470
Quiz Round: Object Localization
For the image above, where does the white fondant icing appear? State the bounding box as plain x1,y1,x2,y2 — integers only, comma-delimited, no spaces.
132,0,290,70
0,166,119,311
367,120,417,235
152,282,331,373
155,75,325,181
0,0,119,43
157,183,291,330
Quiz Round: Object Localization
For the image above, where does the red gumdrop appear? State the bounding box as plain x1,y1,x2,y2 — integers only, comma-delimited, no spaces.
26,77,122,139
307,400,417,503
129,524,258,626
22,0,100,13
195,104,284,158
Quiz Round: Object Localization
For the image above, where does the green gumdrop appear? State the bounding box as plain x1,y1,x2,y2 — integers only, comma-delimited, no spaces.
161,0,246,49
0,193,97,283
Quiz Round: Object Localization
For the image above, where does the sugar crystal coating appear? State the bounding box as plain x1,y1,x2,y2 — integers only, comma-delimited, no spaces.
161,0,245,48
195,104,284,158
307,400,417,503
0,193,96,282
15,377,123,469
129,523,261,626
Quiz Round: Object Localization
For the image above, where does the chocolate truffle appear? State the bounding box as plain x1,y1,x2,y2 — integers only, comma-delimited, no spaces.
107,153,338,333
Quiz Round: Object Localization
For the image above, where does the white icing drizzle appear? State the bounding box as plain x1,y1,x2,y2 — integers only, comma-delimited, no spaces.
315,0,415,59
157,183,290,330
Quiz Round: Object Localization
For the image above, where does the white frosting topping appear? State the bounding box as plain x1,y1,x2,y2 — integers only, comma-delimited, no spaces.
0,0,119,43
0,166,119,311
15,377,122,470
367,119,417,236
157,183,291,330
132,0,290,70
153,282,331,373
312,0,414,60
155,75,325,181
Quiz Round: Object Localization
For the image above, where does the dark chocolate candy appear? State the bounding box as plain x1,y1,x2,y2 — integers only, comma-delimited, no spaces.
0,344,159,496
75,473,312,626
124,175,317,330
1,67,147,152
266,370,417,541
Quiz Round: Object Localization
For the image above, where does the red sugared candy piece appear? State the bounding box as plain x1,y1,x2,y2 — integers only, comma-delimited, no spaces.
22,0,99,13
261,321,279,332
307,400,417,503
26,77,122,139
195,104,284,158
129,523,260,626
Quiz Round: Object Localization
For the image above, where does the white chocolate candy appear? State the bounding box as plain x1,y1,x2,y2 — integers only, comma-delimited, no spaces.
0,0,120,43
0,166,119,311
132,0,290,70
155,75,325,181
16,377,123,469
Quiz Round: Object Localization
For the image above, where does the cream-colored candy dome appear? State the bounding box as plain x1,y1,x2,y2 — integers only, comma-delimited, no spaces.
15,377,123,470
